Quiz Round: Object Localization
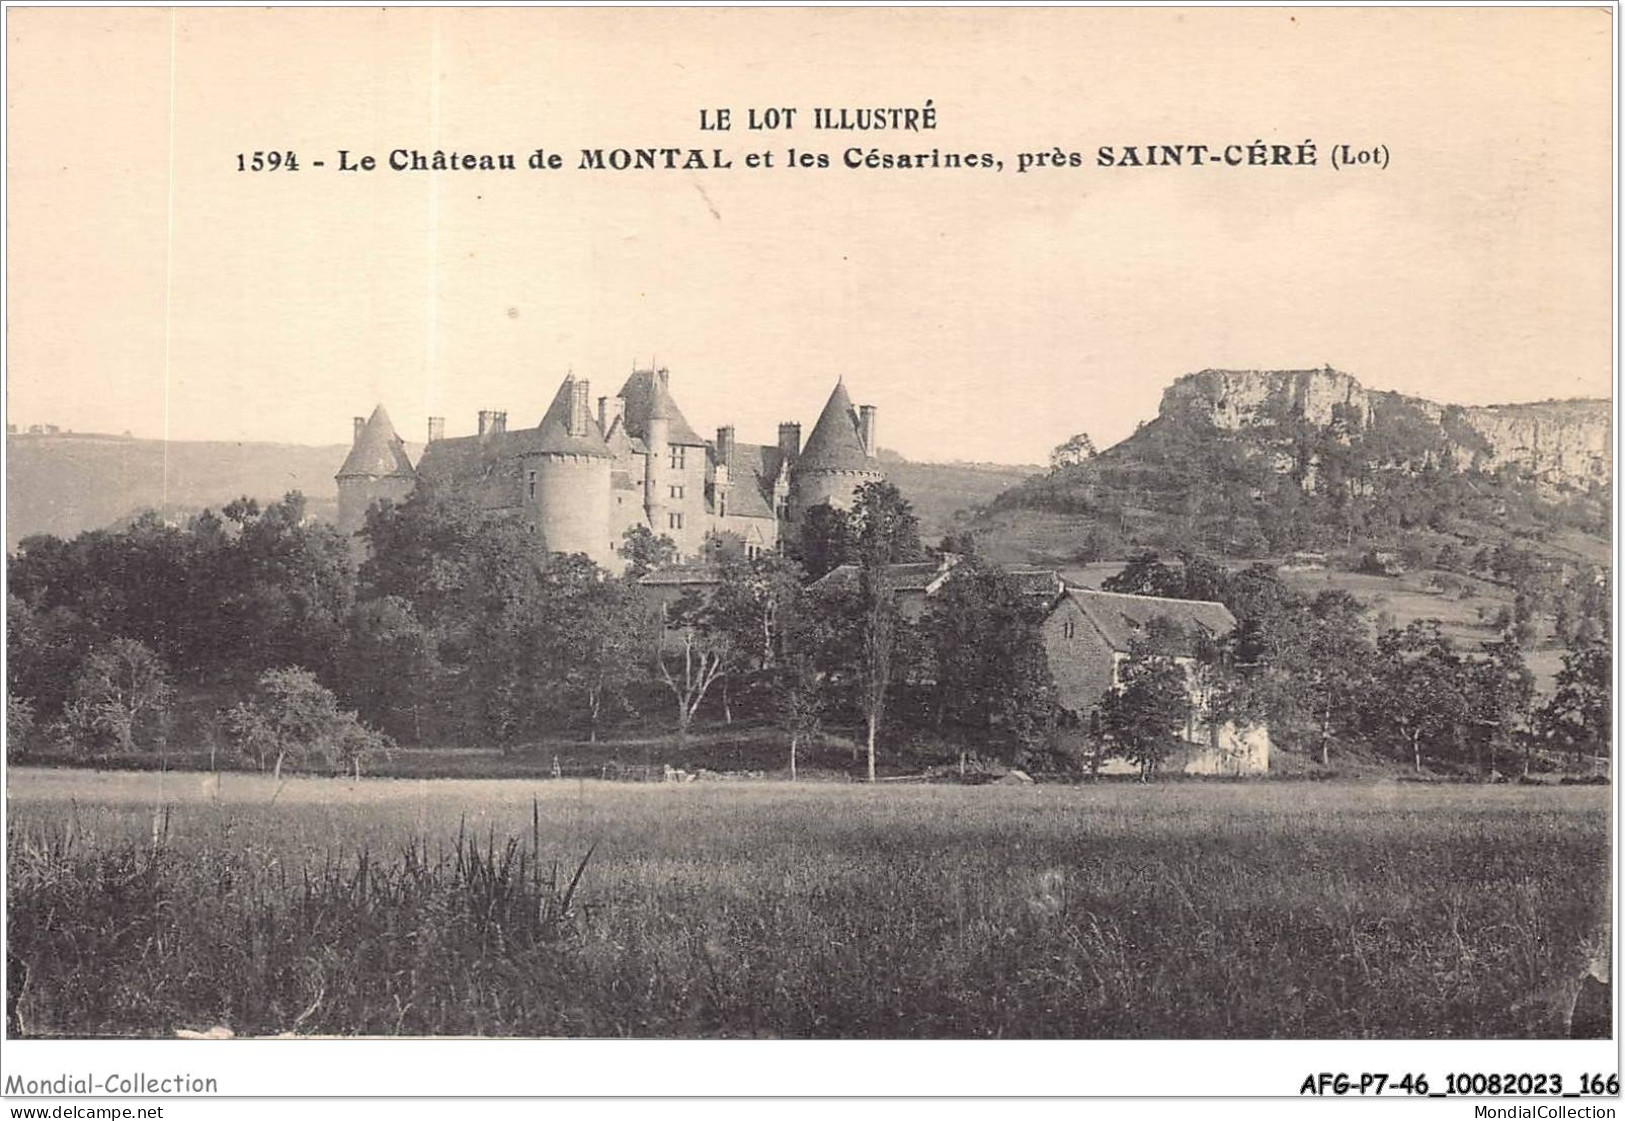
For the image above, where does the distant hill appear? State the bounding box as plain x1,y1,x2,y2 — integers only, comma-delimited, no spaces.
4,430,1032,550
5,432,353,549
881,457,1039,544
976,367,1610,570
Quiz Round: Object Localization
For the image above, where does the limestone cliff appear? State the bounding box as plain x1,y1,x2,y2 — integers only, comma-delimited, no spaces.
1159,368,1610,490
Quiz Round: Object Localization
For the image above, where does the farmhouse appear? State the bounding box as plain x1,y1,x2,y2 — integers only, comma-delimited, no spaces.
1041,588,1270,775
337,368,883,571
808,556,1269,773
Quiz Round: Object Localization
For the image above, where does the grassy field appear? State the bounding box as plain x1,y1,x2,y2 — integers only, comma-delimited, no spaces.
6,768,1610,1039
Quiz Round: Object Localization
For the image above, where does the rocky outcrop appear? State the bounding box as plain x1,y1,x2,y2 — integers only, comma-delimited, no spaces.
1159,368,1609,490
1460,400,1611,490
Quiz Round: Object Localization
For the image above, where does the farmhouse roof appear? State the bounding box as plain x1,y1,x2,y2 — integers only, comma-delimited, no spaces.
618,368,706,446
1061,588,1236,653
809,559,953,597
638,563,722,588
799,380,875,472
338,405,416,479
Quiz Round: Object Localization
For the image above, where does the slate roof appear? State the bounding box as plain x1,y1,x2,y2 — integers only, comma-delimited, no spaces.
799,380,875,472
530,377,613,458
1063,589,1236,653
809,560,952,597
618,368,706,446
712,441,779,520
338,405,416,479
414,433,521,506
638,563,722,588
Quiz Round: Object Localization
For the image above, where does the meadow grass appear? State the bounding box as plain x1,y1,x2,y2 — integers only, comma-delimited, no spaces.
5,768,1610,1039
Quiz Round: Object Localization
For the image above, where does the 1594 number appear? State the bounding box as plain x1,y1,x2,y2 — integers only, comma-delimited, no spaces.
236,151,299,171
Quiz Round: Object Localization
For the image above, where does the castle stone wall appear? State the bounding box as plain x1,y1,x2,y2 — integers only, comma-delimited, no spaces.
530,453,613,565
337,475,415,536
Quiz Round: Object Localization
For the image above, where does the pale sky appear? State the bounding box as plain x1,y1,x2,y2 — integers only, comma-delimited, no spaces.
6,7,1613,464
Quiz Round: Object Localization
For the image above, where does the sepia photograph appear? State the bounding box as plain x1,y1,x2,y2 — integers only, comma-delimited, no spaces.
1,3,1616,1105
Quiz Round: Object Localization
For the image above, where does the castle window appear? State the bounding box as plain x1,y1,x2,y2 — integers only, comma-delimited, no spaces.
718,493,727,517
777,500,790,520
669,512,683,530
527,470,536,499
670,484,685,500
670,446,686,470
1063,619,1076,640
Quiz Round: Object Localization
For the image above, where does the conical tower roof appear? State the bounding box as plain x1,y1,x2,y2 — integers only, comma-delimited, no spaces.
531,376,612,458
799,380,875,472
337,405,415,479
617,368,706,445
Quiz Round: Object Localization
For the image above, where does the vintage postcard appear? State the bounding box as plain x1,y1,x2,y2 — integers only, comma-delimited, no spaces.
2,4,1615,1111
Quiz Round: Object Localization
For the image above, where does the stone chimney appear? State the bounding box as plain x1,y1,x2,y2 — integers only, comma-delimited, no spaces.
427,416,445,444
492,411,507,435
572,370,598,432
353,416,366,442
778,422,801,464
859,405,878,457
477,410,492,437
716,425,735,466
478,410,507,437
598,394,620,435
657,366,670,390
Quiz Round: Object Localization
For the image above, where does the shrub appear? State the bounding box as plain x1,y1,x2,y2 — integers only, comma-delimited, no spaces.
226,667,392,776
63,639,172,754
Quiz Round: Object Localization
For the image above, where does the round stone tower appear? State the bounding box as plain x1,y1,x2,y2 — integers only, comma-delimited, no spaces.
529,373,616,565
530,453,613,563
335,405,417,536
791,379,883,531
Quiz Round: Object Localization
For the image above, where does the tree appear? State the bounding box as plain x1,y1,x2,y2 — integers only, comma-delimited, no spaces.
537,555,648,742
222,492,356,676
64,638,173,754
921,559,1055,765
1049,432,1098,471
797,503,855,581
7,695,36,758
1468,633,1535,777
652,591,730,748
1541,641,1610,764
1103,550,1183,598
225,666,391,777
456,521,551,749
1371,621,1471,773
1288,590,1374,765
1099,639,1189,779
704,552,805,675
6,593,95,720
618,525,679,579
339,595,440,742
848,480,923,781
771,596,834,781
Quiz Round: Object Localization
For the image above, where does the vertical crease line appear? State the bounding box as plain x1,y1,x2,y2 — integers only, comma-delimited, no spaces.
161,11,177,514
427,13,442,424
